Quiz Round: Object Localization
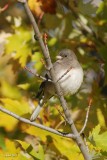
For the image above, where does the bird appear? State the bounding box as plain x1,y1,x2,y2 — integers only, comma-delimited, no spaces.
30,49,84,121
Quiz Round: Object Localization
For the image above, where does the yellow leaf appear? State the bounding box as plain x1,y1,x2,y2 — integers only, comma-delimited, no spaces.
17,83,30,90
0,80,21,100
32,52,43,71
0,139,32,160
0,98,31,115
97,108,106,128
15,140,30,150
0,139,19,160
6,27,32,67
0,112,18,132
28,0,43,17
16,140,44,160
25,126,83,160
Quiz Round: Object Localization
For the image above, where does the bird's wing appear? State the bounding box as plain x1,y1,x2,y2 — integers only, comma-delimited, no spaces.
36,81,46,99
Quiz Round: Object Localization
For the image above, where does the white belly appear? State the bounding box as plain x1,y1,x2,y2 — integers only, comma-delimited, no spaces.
57,68,83,95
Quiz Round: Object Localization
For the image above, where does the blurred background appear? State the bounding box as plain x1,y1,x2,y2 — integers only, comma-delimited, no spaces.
0,0,107,159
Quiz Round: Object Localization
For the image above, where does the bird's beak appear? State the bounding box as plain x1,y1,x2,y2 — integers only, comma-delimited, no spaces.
56,55,62,60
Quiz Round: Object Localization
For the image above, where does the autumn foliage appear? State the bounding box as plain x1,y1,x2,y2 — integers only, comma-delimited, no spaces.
0,0,107,160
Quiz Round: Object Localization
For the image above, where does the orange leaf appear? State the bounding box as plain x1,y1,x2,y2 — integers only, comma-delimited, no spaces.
28,0,56,17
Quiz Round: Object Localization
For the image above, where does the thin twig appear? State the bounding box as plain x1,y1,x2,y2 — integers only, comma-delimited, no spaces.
82,133,89,153
55,105,67,123
57,66,72,82
24,66,51,81
0,4,9,13
79,99,92,135
55,120,65,130
38,12,44,25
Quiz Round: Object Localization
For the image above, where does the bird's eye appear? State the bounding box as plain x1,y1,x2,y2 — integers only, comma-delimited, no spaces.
64,55,67,57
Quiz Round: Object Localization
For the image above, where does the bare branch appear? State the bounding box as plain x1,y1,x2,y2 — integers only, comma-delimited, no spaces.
79,99,92,134
0,105,75,138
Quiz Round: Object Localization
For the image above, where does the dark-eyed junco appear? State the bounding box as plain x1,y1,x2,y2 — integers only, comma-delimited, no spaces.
30,49,83,121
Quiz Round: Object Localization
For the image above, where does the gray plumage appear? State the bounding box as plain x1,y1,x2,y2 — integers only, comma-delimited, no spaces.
30,49,83,121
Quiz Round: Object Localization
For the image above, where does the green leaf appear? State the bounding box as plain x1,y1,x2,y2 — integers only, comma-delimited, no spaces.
96,1,104,14
78,0,97,16
48,38,57,46
0,134,6,150
89,125,107,152
96,1,107,20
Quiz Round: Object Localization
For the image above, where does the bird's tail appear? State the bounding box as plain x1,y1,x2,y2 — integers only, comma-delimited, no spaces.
30,99,43,121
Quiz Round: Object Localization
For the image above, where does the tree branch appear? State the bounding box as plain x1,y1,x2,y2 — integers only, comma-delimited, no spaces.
0,105,75,138
0,101,91,138
24,66,51,81
17,1,91,159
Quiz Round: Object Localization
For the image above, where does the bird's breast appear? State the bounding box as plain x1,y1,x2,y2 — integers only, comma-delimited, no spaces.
57,68,83,95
